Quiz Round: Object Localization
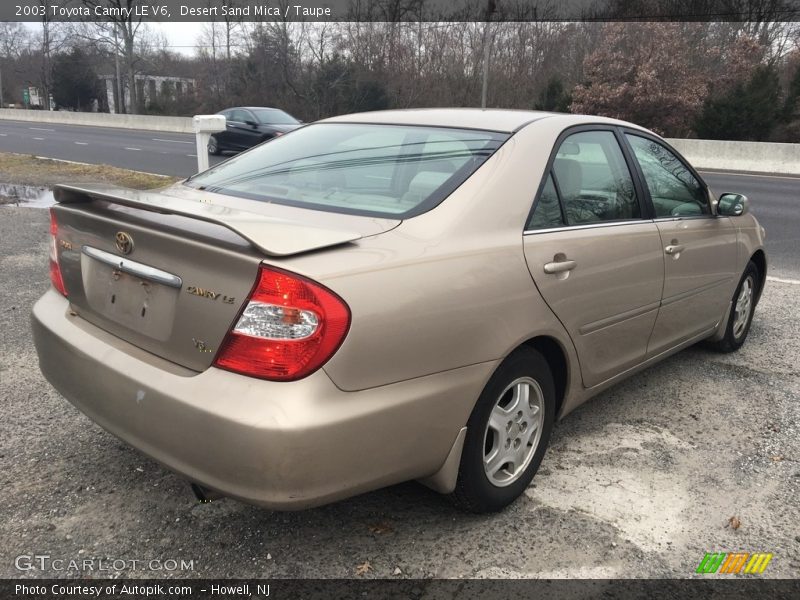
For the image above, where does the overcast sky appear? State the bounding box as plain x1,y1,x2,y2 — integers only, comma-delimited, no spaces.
24,22,209,57
150,22,208,55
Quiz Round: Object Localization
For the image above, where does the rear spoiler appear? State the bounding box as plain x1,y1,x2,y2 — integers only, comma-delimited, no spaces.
54,184,362,257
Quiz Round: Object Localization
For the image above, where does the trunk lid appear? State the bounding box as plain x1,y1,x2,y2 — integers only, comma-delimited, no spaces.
52,184,399,372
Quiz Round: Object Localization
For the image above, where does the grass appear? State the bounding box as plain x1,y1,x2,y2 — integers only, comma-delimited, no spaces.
0,152,180,190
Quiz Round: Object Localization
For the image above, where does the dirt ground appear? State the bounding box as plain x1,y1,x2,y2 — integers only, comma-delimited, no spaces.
1,204,798,580
0,152,177,199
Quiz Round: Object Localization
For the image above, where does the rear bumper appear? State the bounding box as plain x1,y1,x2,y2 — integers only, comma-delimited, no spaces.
32,290,494,509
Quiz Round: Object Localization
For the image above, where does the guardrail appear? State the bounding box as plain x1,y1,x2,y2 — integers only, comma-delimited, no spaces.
666,138,800,176
0,109,797,175
0,108,192,133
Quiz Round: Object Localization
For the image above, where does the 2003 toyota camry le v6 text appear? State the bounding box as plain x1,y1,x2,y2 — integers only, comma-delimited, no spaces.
32,109,766,512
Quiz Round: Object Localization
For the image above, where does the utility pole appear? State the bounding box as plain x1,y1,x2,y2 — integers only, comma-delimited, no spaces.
480,0,496,109
113,24,124,113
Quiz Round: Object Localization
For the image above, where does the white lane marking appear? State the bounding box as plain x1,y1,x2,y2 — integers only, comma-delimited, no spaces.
700,170,800,181
766,276,800,285
124,147,141,151
29,127,55,132
187,154,196,157
0,133,7,136
152,138,192,144
33,137,45,140
74,141,88,145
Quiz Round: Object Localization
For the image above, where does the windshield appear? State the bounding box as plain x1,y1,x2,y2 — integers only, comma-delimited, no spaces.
186,123,509,218
252,109,299,125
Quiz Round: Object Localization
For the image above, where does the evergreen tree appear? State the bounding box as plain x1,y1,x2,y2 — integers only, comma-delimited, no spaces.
535,76,571,113
694,65,781,141
51,47,102,111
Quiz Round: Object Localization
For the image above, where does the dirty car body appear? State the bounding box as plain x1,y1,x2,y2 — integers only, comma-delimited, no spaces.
32,110,767,512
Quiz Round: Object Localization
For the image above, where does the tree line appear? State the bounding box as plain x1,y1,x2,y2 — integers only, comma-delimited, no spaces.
1,15,799,141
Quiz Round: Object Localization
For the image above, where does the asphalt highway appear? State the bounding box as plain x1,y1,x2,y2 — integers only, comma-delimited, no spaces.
0,118,796,278
0,118,213,176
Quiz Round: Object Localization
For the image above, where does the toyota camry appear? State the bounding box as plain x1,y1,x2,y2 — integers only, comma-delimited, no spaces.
32,109,766,512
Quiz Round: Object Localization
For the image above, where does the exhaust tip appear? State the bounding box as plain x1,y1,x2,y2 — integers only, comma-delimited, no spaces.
191,483,224,503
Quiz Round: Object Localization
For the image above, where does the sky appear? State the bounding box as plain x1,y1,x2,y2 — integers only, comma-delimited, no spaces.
150,22,208,56
23,22,209,57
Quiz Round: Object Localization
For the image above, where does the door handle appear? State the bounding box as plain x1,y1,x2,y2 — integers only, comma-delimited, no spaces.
543,259,577,274
665,244,685,255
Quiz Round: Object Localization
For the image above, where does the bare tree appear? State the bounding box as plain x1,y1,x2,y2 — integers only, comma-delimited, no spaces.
37,0,68,110
0,23,32,107
197,0,245,108
81,0,147,113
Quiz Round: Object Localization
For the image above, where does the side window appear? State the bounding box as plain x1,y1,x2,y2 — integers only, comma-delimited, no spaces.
551,131,640,225
626,134,709,217
527,173,563,230
229,110,247,123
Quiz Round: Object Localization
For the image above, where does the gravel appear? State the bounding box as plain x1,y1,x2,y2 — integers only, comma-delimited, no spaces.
1,206,798,579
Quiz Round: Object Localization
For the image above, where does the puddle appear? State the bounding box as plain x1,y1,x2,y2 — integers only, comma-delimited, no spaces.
0,183,55,208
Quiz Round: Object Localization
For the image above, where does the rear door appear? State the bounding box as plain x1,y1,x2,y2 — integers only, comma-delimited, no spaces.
623,132,738,356
237,109,264,148
523,127,664,388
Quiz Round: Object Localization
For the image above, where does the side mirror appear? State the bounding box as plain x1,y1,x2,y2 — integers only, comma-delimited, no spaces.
717,193,749,217
245,120,258,127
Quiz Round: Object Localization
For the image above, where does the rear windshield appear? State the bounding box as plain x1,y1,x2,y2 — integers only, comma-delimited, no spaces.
186,123,509,218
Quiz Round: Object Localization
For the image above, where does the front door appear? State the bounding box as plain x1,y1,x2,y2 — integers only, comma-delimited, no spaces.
523,129,664,388
623,133,738,356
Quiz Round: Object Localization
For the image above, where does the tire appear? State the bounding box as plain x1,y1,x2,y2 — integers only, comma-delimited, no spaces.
450,347,555,513
207,135,221,155
706,260,759,353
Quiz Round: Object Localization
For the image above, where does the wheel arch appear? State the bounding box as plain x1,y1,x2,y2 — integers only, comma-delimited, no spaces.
420,334,572,495
750,249,767,304
521,335,569,420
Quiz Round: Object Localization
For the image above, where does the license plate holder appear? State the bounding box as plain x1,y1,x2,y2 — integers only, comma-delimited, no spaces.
80,249,179,341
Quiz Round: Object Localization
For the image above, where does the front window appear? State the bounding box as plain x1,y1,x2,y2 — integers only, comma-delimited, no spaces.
626,134,709,217
187,123,509,218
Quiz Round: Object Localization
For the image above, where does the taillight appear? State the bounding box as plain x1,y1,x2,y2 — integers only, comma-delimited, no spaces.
214,266,350,381
49,208,68,296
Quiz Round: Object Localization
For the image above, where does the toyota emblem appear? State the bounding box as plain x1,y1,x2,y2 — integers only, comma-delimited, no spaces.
115,231,134,255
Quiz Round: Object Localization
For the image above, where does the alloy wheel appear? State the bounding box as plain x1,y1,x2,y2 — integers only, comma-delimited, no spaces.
732,276,754,339
482,377,545,487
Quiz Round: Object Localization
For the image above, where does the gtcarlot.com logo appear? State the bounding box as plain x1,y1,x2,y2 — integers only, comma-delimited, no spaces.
15,554,195,572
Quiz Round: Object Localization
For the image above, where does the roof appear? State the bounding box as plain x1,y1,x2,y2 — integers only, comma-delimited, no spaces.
321,108,643,134
232,106,281,111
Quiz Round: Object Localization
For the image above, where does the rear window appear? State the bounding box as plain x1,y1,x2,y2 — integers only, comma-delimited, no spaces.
186,123,509,218
252,109,298,125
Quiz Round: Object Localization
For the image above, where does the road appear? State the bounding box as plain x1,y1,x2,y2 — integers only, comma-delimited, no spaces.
0,118,215,176
0,118,797,278
702,171,798,279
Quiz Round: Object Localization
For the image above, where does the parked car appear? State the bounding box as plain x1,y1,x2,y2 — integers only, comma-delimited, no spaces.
207,106,301,155
33,109,766,513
